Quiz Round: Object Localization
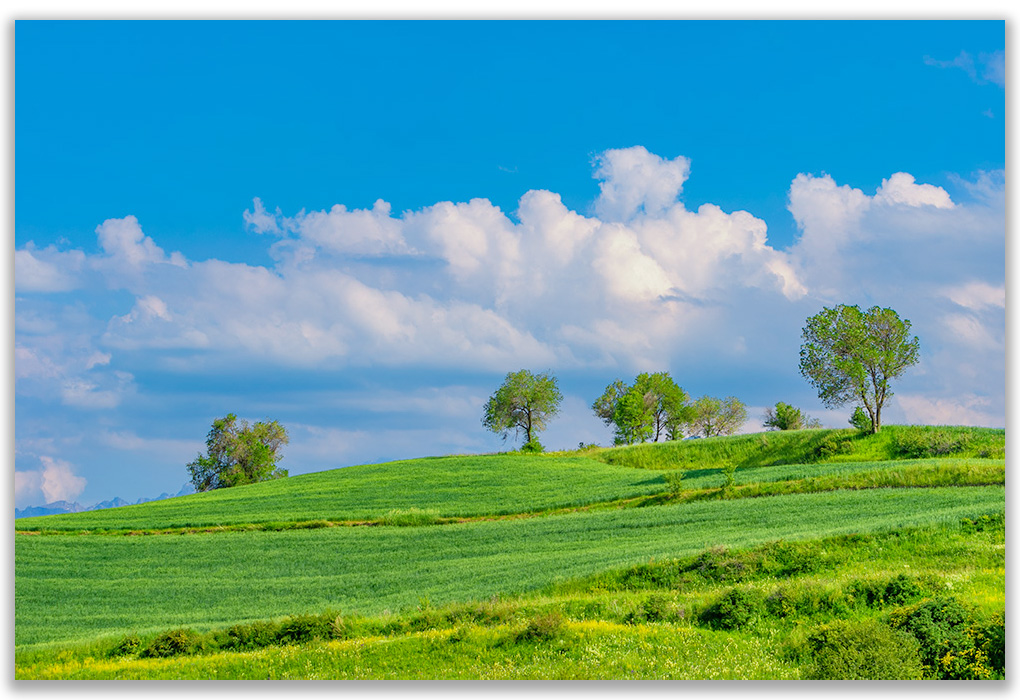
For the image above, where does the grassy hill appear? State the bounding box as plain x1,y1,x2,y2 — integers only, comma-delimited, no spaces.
14,426,1005,680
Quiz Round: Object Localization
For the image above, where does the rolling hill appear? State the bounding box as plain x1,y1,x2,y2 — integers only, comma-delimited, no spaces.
14,426,1006,680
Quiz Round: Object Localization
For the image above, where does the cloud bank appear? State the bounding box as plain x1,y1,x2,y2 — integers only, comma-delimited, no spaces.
14,147,1005,505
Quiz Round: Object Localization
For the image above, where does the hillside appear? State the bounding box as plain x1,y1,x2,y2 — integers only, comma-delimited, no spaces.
14,426,1006,680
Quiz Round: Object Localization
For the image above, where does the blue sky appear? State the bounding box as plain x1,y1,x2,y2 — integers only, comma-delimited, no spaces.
13,20,1005,508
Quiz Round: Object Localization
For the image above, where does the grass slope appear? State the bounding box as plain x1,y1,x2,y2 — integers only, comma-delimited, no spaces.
17,517,1005,680
16,485,1003,648
15,454,665,532
13,425,1006,679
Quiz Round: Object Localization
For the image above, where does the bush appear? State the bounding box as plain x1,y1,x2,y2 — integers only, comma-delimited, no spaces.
699,587,765,630
960,512,1004,533
849,407,871,433
893,426,972,458
216,620,283,651
277,613,335,644
889,596,1003,679
845,573,924,608
520,438,545,454
813,433,855,459
662,469,686,495
109,634,141,657
805,619,924,679
140,628,204,658
690,546,755,584
516,610,565,642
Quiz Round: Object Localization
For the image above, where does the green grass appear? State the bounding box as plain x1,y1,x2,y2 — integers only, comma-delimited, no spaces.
594,426,1005,471
15,485,1003,649
15,453,667,532
16,517,1004,680
13,425,1006,679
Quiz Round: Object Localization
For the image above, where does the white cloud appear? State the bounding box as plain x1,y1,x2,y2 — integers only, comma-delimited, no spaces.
593,146,691,221
14,148,1005,434
242,196,282,235
16,456,88,505
924,50,1005,88
14,245,85,292
874,172,954,209
942,281,1005,311
96,215,174,267
39,456,88,503
896,393,1000,427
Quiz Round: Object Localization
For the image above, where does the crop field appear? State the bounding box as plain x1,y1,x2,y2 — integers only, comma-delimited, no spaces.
14,454,667,532
14,427,1006,679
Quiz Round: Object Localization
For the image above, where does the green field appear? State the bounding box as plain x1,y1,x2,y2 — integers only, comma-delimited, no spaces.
14,426,1006,679
15,453,666,532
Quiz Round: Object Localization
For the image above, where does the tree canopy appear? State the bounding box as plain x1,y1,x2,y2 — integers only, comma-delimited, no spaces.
592,372,691,445
187,414,290,491
482,370,562,449
799,304,919,433
688,395,747,438
763,402,822,431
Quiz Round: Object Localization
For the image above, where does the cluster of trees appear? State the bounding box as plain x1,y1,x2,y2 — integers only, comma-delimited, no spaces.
481,369,750,449
483,303,920,450
591,373,748,445
191,303,919,490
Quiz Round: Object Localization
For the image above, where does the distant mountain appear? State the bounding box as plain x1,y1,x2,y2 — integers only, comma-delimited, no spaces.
15,483,196,520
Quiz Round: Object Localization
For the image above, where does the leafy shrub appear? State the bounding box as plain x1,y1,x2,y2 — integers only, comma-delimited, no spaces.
109,634,141,657
849,407,871,433
625,592,676,624
765,582,849,619
889,596,1003,679
960,512,1004,533
520,438,545,454
846,573,924,608
805,619,924,679
720,462,737,489
516,611,565,642
662,469,686,495
139,628,204,658
217,620,283,651
813,433,855,459
699,587,765,630
893,426,972,458
758,540,826,577
277,613,334,644
690,546,754,584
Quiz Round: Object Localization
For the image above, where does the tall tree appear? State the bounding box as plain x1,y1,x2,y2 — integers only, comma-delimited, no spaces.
482,370,563,449
187,414,289,491
799,304,920,433
688,395,747,438
592,372,690,445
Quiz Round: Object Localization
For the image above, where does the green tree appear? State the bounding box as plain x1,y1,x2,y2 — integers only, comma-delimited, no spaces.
688,395,747,438
187,414,289,492
592,372,690,445
763,402,822,431
799,304,920,433
482,370,563,449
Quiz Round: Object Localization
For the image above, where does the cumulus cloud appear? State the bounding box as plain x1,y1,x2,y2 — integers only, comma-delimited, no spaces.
14,147,1005,433
593,146,691,221
874,172,954,209
15,456,88,505
14,244,85,292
